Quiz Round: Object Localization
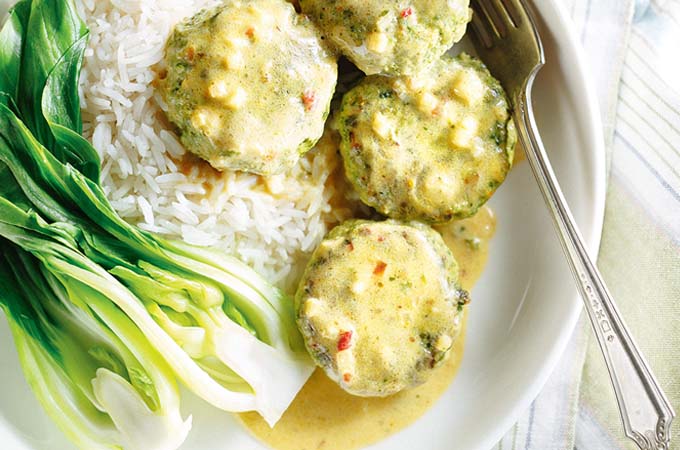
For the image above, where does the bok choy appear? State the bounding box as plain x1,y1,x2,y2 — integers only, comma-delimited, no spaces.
0,0,315,447
0,242,191,450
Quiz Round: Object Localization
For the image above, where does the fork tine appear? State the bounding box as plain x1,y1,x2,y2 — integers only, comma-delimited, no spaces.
483,0,522,29
468,0,545,96
477,0,510,38
469,6,494,49
497,0,522,27
503,0,546,65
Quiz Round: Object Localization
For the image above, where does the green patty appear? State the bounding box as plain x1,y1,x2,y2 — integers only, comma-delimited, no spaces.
338,53,516,223
300,0,471,76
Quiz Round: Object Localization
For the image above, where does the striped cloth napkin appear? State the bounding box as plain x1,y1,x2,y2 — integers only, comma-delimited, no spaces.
494,0,680,449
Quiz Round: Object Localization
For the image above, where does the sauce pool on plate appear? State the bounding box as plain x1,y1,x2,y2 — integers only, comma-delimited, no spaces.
239,206,496,450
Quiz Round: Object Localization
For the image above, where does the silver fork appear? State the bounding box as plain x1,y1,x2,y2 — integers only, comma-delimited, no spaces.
467,1,675,448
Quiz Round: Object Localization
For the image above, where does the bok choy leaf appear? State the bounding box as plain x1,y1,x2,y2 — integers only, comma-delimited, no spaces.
0,0,29,99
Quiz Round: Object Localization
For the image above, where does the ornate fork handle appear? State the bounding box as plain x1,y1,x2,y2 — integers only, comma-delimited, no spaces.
515,73,675,450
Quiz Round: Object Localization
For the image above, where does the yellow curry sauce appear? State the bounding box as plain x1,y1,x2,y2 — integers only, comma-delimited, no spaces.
239,206,496,450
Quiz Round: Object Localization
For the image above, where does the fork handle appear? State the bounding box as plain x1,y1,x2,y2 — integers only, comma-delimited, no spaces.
514,76,675,450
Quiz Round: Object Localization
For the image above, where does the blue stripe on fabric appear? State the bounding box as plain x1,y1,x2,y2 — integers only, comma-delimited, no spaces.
525,402,536,450
634,0,651,22
619,79,680,141
616,100,680,177
575,406,625,450
625,42,680,114
615,131,680,203
636,1,680,46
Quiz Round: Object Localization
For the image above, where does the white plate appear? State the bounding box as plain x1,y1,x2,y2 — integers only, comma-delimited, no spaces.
0,0,606,449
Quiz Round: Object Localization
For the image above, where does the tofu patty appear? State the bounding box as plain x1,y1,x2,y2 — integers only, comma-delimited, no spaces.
158,0,337,175
299,0,471,76
337,53,516,223
296,219,469,396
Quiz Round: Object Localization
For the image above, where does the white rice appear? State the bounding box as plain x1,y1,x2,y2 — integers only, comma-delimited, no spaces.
75,0,359,292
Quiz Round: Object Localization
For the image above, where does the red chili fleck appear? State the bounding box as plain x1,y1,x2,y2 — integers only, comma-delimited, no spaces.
347,241,355,251
349,132,361,150
245,27,255,38
301,90,316,112
343,373,352,383
373,261,387,276
337,331,353,351
400,7,413,18
186,46,196,61
377,235,385,242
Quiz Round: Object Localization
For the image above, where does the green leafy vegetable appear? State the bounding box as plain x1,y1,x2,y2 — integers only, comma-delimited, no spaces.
17,0,87,147
0,243,191,450
0,0,30,98
0,0,314,448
